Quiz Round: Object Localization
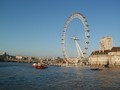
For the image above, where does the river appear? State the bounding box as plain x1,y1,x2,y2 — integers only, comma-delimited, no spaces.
0,62,120,90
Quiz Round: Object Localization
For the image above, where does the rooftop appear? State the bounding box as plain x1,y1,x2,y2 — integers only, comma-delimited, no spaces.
91,47,120,55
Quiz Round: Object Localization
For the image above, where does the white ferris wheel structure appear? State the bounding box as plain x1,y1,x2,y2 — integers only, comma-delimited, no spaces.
61,12,90,64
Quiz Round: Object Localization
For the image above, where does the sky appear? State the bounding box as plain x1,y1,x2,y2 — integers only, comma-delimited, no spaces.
0,0,120,57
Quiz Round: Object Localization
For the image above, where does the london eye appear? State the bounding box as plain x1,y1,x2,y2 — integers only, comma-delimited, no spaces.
61,12,90,64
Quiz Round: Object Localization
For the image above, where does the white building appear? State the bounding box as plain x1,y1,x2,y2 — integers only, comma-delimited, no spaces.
16,56,23,60
89,36,120,67
100,36,113,50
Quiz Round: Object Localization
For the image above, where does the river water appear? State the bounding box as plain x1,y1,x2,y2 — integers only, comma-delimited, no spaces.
0,62,120,90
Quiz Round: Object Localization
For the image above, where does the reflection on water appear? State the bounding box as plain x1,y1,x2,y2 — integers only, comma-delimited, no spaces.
0,62,120,90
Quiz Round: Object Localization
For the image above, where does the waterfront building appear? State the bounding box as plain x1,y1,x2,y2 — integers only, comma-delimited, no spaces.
16,56,23,60
89,36,120,67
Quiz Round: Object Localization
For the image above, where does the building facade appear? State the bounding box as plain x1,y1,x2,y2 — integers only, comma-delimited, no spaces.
89,36,120,67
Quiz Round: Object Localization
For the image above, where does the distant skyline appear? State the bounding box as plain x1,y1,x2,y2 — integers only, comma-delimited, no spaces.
0,0,120,57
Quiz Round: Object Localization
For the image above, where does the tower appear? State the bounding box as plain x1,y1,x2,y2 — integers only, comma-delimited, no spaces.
100,36,113,50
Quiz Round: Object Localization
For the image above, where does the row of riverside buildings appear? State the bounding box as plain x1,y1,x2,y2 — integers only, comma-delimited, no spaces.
89,36,120,67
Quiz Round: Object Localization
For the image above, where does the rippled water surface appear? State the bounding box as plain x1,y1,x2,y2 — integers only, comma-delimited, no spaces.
0,62,120,90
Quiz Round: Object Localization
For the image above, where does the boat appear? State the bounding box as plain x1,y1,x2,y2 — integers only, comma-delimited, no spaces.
35,65,47,69
91,68,103,71
90,64,104,71
33,63,47,69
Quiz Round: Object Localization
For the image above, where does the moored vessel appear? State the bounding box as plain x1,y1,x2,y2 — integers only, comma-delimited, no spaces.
32,63,47,69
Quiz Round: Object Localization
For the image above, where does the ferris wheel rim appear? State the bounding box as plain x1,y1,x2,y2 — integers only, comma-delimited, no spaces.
62,12,90,60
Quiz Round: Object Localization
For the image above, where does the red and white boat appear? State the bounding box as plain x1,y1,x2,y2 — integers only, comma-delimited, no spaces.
35,65,47,69
32,63,47,69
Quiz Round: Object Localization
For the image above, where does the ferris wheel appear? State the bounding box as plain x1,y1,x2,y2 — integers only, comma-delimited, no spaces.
61,12,90,63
